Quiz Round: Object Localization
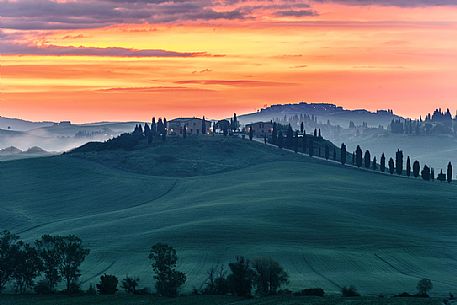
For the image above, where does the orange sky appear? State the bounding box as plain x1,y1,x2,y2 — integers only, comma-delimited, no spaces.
2,1,457,122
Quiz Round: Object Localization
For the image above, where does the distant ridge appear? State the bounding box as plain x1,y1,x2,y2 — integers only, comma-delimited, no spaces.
238,102,403,128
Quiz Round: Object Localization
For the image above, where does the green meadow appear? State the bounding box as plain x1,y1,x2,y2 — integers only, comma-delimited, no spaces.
1,136,456,296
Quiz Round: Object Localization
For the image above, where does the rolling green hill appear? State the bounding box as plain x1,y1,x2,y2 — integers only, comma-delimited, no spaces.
1,136,456,296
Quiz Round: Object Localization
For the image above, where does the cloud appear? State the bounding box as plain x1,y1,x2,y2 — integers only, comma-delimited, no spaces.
175,80,297,87
312,0,457,6
0,0,246,30
274,9,318,17
0,42,217,57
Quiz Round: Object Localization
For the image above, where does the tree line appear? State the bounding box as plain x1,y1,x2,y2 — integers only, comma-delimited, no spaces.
266,122,453,183
0,231,439,299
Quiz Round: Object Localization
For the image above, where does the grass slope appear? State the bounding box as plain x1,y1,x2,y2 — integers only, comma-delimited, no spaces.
1,136,457,295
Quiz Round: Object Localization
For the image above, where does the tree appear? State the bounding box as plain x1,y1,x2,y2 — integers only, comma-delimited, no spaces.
355,145,363,168
395,149,403,175
231,113,239,132
293,131,299,153
249,126,253,141
300,122,304,133
431,168,435,181
144,123,151,139
252,258,288,296
121,276,139,294
271,123,278,145
0,231,20,292
35,235,62,292
422,165,431,181
202,117,207,135
447,162,453,183
372,156,377,171
416,278,433,297
36,235,89,294
340,143,347,165
308,138,314,157
413,160,420,177
364,150,371,168
388,158,395,174
277,131,283,149
202,265,228,295
313,129,317,137
97,274,118,295
151,117,157,136
333,147,337,161
56,235,90,294
12,243,42,294
302,135,308,154
227,256,255,297
406,157,411,177
286,125,294,148
183,125,187,139
324,145,330,160
380,154,386,172
149,243,186,297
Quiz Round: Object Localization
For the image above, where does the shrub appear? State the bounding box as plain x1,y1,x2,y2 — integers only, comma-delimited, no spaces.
341,286,360,297
63,282,82,295
96,274,118,295
417,278,433,297
121,276,139,294
86,284,97,295
252,257,288,296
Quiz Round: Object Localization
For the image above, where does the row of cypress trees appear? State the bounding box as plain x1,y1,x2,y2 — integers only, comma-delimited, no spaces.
349,146,453,183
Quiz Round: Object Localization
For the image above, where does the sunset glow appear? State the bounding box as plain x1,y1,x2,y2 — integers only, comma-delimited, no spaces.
2,0,457,122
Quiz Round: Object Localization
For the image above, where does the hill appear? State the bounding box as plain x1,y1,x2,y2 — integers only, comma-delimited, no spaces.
1,136,456,295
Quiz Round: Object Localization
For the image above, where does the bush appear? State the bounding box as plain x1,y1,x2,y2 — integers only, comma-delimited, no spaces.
96,274,118,295
341,286,360,297
294,288,325,297
34,280,52,295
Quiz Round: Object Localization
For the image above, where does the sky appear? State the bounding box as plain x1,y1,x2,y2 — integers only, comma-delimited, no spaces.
1,0,457,123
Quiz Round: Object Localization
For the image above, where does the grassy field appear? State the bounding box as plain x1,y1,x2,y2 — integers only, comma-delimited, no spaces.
0,295,442,305
1,136,457,296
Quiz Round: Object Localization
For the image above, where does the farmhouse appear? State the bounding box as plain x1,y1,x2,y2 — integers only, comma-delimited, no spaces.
168,118,212,136
245,121,273,138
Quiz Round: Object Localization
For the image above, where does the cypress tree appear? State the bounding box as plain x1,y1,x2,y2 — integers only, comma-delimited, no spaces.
249,126,253,141
272,123,278,145
395,149,403,175
355,145,363,168
372,156,377,171
308,138,314,157
318,129,321,138
448,162,453,183
340,143,347,165
313,129,317,137
144,123,151,138
421,165,431,181
406,156,411,177
277,131,283,149
286,125,294,148
294,131,299,153
151,117,157,136
202,117,207,135
364,150,371,168
183,125,187,139
302,135,308,154
300,122,304,134
163,118,167,134
380,153,386,172
388,158,395,174
431,168,435,180
413,160,420,177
